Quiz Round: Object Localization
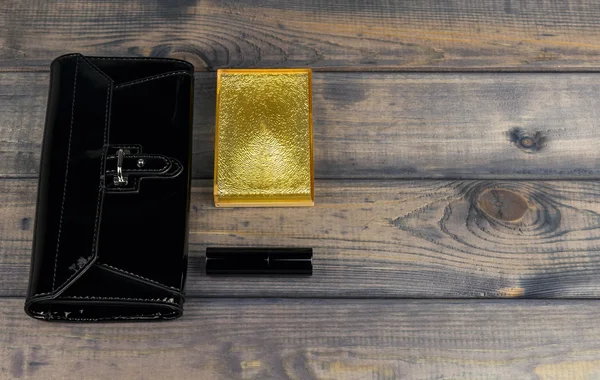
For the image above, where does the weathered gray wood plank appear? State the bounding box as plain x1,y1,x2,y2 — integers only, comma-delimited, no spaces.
2,0,600,70
2,298,600,379
4,179,600,298
3,72,600,179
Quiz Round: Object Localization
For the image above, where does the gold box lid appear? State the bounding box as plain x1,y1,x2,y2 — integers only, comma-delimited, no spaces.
214,69,314,207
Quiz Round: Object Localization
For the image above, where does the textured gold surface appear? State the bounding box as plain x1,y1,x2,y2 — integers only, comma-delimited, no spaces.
215,69,314,207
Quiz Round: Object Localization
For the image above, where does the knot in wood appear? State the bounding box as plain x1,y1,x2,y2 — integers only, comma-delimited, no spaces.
507,127,546,153
478,189,529,222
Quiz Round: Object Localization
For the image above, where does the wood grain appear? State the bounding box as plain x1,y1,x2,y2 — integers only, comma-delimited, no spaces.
3,72,600,179
3,0,600,71
2,298,600,379
4,178,600,298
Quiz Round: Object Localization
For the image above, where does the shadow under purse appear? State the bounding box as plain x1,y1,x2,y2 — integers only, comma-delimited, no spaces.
24,53,194,321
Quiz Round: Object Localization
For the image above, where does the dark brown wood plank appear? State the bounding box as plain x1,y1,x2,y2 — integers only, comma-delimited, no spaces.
3,0,600,70
3,72,600,179
4,179,600,298
2,298,600,379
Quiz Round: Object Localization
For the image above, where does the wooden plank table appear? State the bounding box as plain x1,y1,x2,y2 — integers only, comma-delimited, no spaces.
2,1,600,378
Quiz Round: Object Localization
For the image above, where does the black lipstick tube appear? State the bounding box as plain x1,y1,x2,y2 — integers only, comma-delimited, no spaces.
205,247,313,275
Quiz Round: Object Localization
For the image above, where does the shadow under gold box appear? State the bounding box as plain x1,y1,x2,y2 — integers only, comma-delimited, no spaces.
214,69,314,207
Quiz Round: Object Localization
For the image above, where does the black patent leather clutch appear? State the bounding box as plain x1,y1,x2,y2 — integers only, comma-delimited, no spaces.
25,53,194,321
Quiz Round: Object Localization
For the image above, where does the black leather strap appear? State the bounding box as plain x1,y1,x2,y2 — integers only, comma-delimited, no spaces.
106,154,171,174
104,146,183,192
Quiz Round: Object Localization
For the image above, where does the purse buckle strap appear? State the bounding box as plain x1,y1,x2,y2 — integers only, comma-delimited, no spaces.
113,148,129,186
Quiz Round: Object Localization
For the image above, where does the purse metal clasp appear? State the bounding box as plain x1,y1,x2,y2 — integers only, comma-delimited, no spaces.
113,148,128,186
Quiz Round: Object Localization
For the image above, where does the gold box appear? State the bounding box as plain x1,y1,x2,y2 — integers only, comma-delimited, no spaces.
214,69,314,207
